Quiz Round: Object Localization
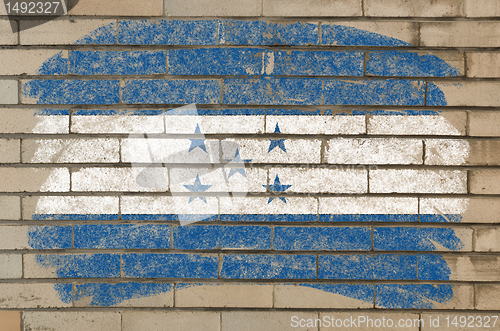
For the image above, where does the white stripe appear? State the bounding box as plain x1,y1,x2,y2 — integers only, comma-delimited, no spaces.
320,197,418,214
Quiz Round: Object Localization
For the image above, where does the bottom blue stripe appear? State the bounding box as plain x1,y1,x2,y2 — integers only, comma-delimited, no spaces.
32,214,461,223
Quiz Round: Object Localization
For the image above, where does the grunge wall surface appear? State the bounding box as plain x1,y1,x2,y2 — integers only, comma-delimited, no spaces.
1,0,500,330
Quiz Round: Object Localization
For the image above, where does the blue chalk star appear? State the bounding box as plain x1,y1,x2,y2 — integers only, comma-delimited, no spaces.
264,174,292,204
183,174,212,203
224,148,251,178
268,123,287,153
188,124,207,153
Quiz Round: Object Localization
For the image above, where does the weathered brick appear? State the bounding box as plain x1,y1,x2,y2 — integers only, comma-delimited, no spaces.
121,196,217,221
320,254,417,280
169,48,264,76
323,79,425,106
0,139,20,163
0,226,71,249
122,311,220,331
470,111,500,136
321,21,418,46
420,198,500,223
22,79,120,105
365,0,463,17
219,20,319,46
122,138,219,164
0,254,22,278
467,52,500,78
74,282,173,307
223,78,322,105
175,283,273,308
375,284,473,309
0,109,69,134
326,138,423,165
465,0,500,17
20,19,117,45
374,227,472,252
319,197,418,222
221,138,321,164
173,225,271,250
167,0,261,16
119,20,218,46
367,110,466,136
0,311,20,331
222,254,316,279
223,311,318,331
370,169,467,194
71,167,168,192
70,50,166,75
170,167,266,194
470,170,500,194
122,253,218,278
0,168,69,192
23,196,119,221
428,82,500,107
165,109,265,134
0,20,17,45
0,80,18,104
475,228,500,252
23,312,121,331
441,255,500,281
24,253,121,278
0,50,68,75
220,197,317,222
72,110,164,134
69,0,163,16
426,139,500,166
276,50,365,76
476,285,500,310
421,22,500,47
0,283,72,308
366,51,464,77
122,79,220,104
0,196,21,220
270,168,367,194
22,138,119,163
263,0,362,16
275,284,373,309
275,227,371,251
74,224,170,249
267,111,365,135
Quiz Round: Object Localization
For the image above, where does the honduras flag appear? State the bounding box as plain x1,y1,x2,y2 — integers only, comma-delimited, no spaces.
17,19,470,309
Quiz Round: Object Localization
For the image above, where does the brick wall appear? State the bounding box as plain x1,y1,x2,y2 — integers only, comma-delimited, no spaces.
1,0,500,330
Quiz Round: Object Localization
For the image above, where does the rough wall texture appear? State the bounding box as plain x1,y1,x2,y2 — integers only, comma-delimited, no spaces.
1,0,500,330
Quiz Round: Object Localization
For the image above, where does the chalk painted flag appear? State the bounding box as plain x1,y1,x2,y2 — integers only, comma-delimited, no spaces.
7,19,474,309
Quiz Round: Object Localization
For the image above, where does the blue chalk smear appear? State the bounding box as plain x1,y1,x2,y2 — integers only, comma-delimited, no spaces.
22,79,120,105
70,51,167,75
74,224,171,249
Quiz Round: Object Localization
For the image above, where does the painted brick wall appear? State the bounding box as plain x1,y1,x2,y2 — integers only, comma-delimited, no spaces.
1,0,500,330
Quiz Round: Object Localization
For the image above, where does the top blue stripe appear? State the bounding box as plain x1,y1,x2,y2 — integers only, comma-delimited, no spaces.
75,20,414,47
